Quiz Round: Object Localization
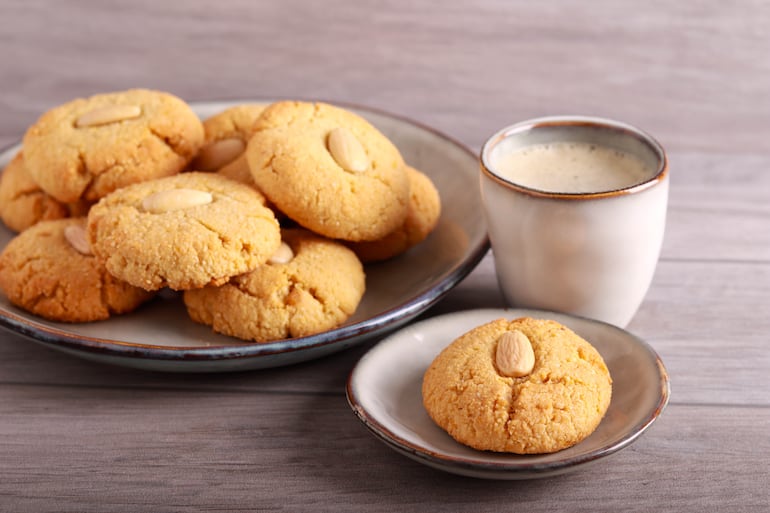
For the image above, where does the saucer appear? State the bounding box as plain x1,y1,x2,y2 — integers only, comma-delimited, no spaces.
346,308,669,479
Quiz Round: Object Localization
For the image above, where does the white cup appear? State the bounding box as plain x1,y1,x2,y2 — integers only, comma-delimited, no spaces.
479,116,669,327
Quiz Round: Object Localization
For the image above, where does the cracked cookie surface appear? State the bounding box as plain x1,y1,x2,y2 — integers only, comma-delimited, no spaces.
246,101,409,241
0,218,155,322
422,317,612,454
0,151,91,232
348,165,441,262
183,228,365,342
22,88,204,203
86,172,281,291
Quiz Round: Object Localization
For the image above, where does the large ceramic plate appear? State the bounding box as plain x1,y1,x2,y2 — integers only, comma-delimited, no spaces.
0,100,488,372
346,308,669,479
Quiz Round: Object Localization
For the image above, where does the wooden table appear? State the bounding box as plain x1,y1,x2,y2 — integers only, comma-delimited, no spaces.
1,1,768,511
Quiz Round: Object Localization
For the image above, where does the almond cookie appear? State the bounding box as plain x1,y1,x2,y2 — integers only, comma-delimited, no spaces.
193,104,286,219
0,218,154,322
348,165,441,262
191,103,267,182
22,88,204,203
87,172,281,291
0,151,90,232
422,317,612,454
183,228,365,342
246,101,409,241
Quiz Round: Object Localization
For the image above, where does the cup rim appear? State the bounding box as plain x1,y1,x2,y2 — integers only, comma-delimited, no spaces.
479,115,669,200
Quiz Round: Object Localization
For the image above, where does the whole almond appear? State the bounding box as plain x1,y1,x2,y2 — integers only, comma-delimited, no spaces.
63,224,92,255
495,329,535,378
327,127,369,173
194,138,246,171
141,189,213,214
268,242,294,265
75,105,142,127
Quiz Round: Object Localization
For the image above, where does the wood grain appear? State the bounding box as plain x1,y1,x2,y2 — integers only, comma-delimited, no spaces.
0,387,768,512
1,0,769,154
0,0,768,511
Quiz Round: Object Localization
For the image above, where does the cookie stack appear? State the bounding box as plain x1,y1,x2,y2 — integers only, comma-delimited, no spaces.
0,90,441,343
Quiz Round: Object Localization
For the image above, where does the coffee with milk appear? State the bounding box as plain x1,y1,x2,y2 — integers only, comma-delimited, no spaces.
489,141,655,194
480,116,669,327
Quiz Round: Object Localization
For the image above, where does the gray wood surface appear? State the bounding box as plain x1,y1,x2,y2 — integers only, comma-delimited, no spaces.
1,1,769,511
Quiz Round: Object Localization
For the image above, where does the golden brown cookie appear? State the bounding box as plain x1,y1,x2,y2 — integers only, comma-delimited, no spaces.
86,172,281,291
246,101,409,241
183,228,365,342
192,103,267,180
22,89,204,203
348,165,441,262
422,317,612,454
0,218,155,322
194,104,288,219
0,151,90,232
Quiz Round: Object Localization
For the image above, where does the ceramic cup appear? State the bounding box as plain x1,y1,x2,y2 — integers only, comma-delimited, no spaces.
479,116,668,327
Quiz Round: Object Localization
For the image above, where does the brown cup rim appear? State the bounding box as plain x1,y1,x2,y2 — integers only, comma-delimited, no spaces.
479,116,669,200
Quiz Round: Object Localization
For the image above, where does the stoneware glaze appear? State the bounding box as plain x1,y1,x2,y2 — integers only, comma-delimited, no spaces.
480,116,669,327
346,308,670,479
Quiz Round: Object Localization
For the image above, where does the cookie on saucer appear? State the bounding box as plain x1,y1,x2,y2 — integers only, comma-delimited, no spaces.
183,228,365,342
246,101,409,241
422,317,612,454
86,172,281,291
0,218,155,322
22,88,204,203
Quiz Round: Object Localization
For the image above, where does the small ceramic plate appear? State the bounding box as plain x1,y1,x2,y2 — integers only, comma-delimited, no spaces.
0,100,488,372
346,308,670,479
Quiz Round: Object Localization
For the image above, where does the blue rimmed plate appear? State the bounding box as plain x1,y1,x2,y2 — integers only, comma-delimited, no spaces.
346,308,669,479
0,100,488,372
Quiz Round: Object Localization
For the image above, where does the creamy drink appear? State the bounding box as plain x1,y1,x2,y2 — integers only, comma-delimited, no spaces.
480,116,669,327
490,141,655,193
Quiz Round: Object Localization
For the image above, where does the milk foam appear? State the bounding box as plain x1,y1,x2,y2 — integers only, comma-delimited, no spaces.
491,141,654,193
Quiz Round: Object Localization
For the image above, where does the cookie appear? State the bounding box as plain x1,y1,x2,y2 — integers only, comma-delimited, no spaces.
192,103,267,181
86,172,281,291
348,165,441,262
0,218,154,322
246,101,409,241
192,103,289,219
422,317,612,454
183,228,365,342
22,88,204,203
0,151,91,232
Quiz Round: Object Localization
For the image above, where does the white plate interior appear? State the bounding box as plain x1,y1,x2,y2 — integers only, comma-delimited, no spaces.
0,100,488,369
347,308,669,479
